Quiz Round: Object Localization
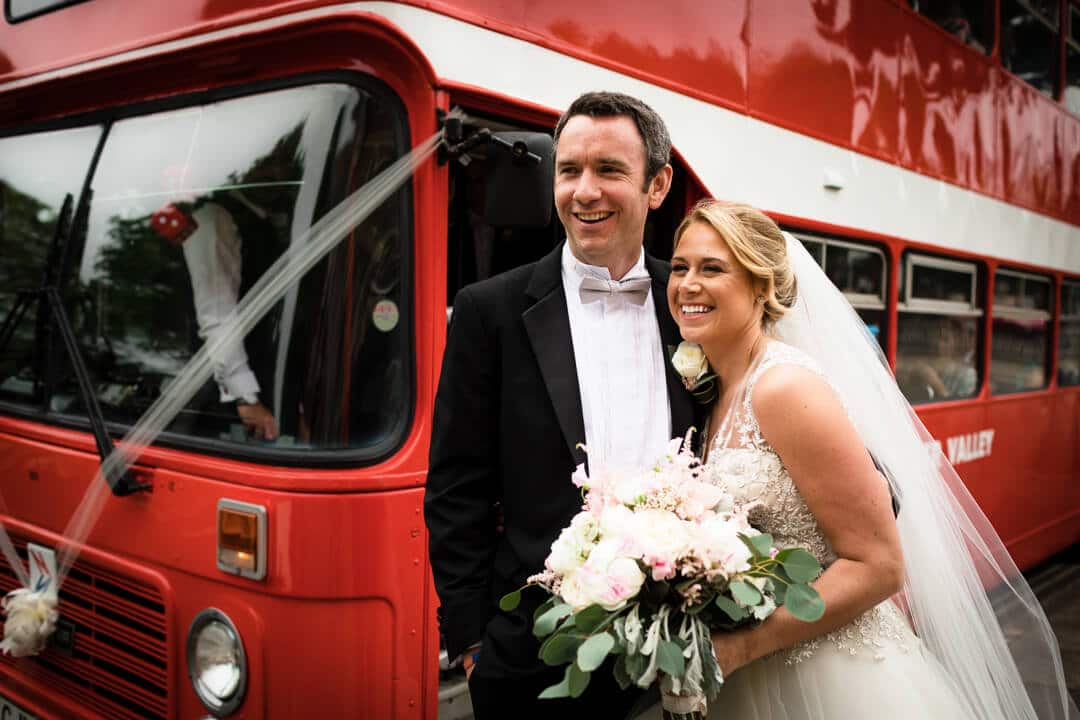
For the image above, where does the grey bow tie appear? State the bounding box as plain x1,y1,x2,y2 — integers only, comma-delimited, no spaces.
578,276,652,305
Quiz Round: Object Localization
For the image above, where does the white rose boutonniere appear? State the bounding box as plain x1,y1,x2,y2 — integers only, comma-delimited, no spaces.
669,341,717,404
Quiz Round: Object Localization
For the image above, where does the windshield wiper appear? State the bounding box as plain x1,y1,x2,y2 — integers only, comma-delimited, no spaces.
0,193,150,496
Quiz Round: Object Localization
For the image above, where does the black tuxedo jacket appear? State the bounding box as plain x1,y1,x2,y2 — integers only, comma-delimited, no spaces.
425,243,697,677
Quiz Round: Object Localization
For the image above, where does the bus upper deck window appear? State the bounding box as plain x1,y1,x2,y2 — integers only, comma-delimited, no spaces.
1060,281,1080,386
914,0,994,54
991,269,1053,395
896,253,983,404
1001,0,1061,97
1067,4,1080,116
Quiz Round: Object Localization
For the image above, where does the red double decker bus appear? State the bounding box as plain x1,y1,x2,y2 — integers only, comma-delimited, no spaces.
0,1,1077,718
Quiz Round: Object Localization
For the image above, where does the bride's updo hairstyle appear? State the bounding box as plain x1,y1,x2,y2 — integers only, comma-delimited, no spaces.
673,199,797,328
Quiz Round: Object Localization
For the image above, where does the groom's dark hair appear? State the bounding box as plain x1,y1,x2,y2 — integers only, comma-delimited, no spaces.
552,91,672,187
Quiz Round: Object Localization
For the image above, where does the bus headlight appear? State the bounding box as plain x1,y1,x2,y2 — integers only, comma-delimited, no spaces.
187,609,247,715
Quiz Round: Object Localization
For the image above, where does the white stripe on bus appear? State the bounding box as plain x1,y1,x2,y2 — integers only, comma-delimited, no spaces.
3,1,1078,273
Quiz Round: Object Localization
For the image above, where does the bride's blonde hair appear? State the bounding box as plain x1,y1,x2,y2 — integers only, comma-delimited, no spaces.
673,199,797,328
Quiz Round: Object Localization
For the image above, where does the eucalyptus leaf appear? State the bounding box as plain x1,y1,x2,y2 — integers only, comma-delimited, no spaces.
785,583,826,622
780,548,822,583
533,595,557,622
534,603,573,637
745,532,774,559
568,663,591,698
714,594,748,622
573,604,610,634
499,588,522,612
729,579,763,606
577,633,615,672
538,664,572,699
540,632,583,666
657,639,686,678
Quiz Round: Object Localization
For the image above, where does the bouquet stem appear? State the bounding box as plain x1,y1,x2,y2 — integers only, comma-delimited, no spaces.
661,692,707,720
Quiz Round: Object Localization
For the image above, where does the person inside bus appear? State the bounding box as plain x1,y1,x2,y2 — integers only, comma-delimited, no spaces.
897,315,977,401
643,199,1074,720
152,197,278,440
425,91,694,719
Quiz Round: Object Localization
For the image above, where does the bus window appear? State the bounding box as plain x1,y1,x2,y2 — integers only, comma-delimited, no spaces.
1061,280,1080,385
1002,0,1062,97
896,253,982,404
0,126,104,408
795,234,887,348
990,268,1052,393
912,0,993,53
1066,3,1080,115
14,80,412,457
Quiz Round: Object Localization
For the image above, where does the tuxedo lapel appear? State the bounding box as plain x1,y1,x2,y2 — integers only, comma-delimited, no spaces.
523,246,587,466
646,254,695,438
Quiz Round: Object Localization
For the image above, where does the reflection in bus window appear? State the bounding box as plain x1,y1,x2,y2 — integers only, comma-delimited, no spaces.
1001,0,1061,97
991,269,1051,394
913,0,993,53
1067,4,1080,116
1061,281,1080,386
896,253,982,404
795,234,887,348
8,81,410,456
0,126,104,408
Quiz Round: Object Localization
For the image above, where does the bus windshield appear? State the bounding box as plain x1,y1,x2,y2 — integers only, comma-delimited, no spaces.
0,79,412,460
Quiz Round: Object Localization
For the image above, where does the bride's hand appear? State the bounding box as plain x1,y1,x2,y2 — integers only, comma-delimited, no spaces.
710,628,751,677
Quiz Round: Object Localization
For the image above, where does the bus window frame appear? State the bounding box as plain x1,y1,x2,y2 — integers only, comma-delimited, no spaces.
1061,278,1080,387
0,69,419,469
794,232,888,310
989,266,1054,395
992,267,1054,320
901,253,981,316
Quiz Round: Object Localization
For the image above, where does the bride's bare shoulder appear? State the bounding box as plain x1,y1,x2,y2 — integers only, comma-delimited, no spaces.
750,361,846,439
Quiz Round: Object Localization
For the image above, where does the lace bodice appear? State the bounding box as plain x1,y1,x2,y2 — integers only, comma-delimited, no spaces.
702,342,910,663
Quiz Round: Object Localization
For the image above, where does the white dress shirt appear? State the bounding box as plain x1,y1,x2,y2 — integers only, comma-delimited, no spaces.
183,202,261,402
561,244,671,475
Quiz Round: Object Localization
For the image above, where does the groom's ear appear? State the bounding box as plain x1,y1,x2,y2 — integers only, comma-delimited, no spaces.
647,164,673,209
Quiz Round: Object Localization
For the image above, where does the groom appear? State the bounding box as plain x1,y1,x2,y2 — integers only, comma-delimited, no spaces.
425,91,696,719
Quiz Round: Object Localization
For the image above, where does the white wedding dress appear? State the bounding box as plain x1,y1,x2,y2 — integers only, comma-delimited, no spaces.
650,341,977,719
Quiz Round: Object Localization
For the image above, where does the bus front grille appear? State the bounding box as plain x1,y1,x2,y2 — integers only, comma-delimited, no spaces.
0,537,169,720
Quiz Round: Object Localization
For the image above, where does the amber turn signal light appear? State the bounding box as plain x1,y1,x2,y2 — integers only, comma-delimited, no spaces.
217,499,267,581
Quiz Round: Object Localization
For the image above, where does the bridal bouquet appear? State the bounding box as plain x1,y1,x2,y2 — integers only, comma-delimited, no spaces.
501,435,824,717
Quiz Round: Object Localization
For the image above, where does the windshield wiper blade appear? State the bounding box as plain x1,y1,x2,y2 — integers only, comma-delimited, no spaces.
0,193,150,496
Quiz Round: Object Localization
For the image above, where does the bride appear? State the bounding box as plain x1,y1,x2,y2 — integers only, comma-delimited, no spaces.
645,199,1076,719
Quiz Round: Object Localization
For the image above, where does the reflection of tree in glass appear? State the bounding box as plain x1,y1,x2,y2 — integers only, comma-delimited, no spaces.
92,212,193,362
0,181,58,385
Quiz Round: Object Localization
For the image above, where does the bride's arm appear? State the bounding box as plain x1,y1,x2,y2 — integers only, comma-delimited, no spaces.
711,364,904,676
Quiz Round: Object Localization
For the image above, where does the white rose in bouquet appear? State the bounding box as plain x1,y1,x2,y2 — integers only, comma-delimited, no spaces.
697,512,755,576
630,508,692,581
546,511,599,575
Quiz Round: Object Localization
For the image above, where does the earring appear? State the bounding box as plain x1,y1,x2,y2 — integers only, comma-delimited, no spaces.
756,295,766,304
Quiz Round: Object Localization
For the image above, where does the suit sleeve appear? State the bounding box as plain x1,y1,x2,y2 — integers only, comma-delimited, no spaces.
425,287,500,659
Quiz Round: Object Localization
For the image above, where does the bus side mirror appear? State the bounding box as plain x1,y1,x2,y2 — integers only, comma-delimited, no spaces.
482,132,553,228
